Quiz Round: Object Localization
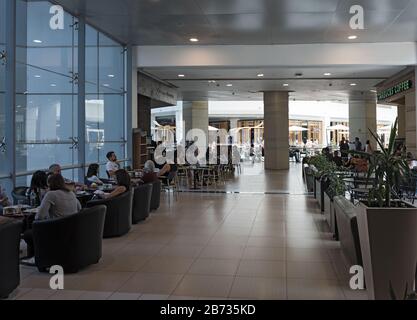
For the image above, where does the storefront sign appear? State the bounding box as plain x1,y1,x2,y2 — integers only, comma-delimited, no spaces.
378,80,413,101
138,72,178,106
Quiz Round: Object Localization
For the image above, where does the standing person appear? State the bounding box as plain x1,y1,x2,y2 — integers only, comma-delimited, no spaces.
339,137,350,159
106,151,121,178
365,140,374,154
354,137,363,152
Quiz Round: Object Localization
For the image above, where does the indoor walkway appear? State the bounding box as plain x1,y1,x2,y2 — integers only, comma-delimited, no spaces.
10,165,367,300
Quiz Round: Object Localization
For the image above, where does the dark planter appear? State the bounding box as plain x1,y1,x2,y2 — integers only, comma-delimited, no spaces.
356,201,417,300
315,176,330,212
324,192,338,240
334,196,361,267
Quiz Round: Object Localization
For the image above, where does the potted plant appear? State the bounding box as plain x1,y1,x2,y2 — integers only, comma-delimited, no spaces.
354,118,417,300
309,155,333,212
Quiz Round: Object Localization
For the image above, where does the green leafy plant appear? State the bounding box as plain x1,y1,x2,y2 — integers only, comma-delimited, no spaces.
354,118,410,207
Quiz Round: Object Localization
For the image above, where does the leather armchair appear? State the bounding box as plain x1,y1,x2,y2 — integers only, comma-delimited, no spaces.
32,205,106,274
132,184,153,224
87,190,133,238
150,180,162,211
0,217,23,299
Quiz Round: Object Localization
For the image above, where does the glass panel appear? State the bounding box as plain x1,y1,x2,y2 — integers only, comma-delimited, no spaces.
86,26,98,94
0,93,5,176
99,34,124,93
0,0,5,45
16,143,77,173
16,94,77,143
86,94,125,143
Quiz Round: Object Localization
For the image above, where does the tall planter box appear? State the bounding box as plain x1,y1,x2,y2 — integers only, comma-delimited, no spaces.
334,196,361,266
315,177,330,212
356,202,417,300
304,165,315,193
324,192,338,240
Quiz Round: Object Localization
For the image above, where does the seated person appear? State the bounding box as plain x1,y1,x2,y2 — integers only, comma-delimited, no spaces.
26,170,49,207
49,163,84,190
332,151,344,167
95,169,131,199
141,161,158,184
23,174,81,261
0,185,11,213
106,151,121,179
86,163,104,186
346,155,368,173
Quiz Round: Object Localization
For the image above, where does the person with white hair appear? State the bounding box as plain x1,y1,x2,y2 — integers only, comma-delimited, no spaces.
141,160,158,184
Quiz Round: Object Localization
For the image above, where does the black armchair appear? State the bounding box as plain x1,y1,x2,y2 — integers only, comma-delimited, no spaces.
12,187,29,205
0,217,23,299
32,205,106,274
86,190,133,238
150,180,162,211
132,184,153,224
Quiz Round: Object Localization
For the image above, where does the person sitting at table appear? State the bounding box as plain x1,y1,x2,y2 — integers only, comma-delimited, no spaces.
49,163,85,191
95,169,131,199
106,151,121,178
346,155,368,173
86,163,104,186
332,151,344,167
22,174,81,261
0,184,11,213
26,170,49,207
141,161,158,184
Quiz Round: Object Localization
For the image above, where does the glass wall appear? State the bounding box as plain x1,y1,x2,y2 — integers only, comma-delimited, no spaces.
0,0,7,181
15,0,78,183
85,25,126,175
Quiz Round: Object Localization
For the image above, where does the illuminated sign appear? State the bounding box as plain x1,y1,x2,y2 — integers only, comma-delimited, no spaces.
378,80,413,101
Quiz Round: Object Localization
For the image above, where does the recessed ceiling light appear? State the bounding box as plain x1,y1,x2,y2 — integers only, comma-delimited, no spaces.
350,83,357,86
257,74,264,77
283,83,289,87
189,38,199,42
208,80,216,83
108,74,115,78
50,84,56,87
324,73,332,76
178,74,185,78
226,84,233,87
33,39,42,43
348,35,358,40
370,89,377,93
34,75,41,78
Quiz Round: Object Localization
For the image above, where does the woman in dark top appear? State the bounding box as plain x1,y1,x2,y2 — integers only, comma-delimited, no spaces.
26,170,48,207
96,169,131,199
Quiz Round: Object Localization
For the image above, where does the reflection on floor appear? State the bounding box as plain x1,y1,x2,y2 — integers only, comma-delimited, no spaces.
10,163,368,300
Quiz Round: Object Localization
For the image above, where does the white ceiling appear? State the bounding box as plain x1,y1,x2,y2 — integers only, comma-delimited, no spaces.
53,0,417,45
51,0,417,101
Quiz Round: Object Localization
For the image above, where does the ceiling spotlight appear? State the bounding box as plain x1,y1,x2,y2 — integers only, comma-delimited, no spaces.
189,38,199,42
257,74,264,78
227,84,233,87
350,83,357,86
208,80,216,83
283,83,289,87
324,73,332,76
348,35,358,40
108,74,115,78
34,75,41,78
50,84,56,87
178,74,185,78
370,89,377,93
33,39,42,44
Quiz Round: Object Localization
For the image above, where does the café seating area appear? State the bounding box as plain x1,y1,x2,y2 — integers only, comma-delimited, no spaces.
0,178,164,299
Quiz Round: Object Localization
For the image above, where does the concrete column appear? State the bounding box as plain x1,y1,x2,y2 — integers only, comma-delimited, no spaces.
263,91,289,170
182,101,209,144
405,91,416,155
349,99,377,149
397,104,406,140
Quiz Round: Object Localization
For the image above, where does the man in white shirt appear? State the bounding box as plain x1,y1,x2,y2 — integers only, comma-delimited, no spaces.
106,151,120,178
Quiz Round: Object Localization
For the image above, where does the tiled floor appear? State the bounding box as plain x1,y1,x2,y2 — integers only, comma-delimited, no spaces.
8,163,369,300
